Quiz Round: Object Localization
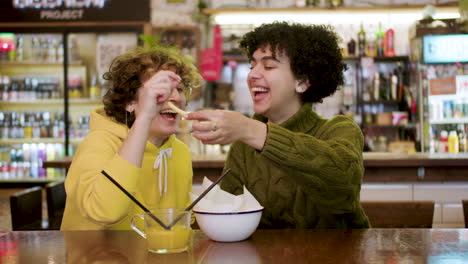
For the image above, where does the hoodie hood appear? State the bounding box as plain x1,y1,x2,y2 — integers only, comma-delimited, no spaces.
89,108,129,139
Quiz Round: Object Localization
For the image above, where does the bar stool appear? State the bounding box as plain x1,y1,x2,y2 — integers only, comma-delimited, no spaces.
462,199,468,228
45,180,66,230
10,186,49,230
361,200,435,228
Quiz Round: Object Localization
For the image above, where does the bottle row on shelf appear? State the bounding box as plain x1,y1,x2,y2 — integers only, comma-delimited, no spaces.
361,68,406,102
346,22,394,58
0,143,69,180
0,73,103,101
429,125,467,154
0,111,90,140
220,21,397,59
362,108,411,127
364,131,416,153
207,0,389,9
158,30,198,62
0,33,80,63
0,75,61,101
430,99,468,121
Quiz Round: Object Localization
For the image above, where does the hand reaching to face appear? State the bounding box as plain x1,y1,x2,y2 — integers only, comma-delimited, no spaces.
137,70,181,121
186,110,267,150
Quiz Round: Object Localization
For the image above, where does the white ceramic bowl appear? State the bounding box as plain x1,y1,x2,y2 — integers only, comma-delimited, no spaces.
193,209,264,242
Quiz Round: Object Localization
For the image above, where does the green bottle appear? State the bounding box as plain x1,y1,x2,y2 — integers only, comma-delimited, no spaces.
376,22,384,57
357,22,366,56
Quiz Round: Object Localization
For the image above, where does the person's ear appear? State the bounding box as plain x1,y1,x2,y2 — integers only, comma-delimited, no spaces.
295,79,310,94
125,101,136,112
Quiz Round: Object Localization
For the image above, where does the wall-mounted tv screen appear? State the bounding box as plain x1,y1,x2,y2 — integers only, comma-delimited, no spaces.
423,34,468,64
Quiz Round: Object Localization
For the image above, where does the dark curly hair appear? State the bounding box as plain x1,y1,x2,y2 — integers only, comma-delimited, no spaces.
239,21,346,103
102,46,202,127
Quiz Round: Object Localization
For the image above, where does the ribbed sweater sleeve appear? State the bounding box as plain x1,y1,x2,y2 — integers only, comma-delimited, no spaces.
260,116,364,214
221,142,248,196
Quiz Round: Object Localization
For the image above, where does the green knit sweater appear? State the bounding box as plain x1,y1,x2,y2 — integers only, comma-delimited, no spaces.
221,103,370,229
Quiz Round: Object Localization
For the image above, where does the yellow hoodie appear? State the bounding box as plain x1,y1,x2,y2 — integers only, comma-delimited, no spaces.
61,108,192,230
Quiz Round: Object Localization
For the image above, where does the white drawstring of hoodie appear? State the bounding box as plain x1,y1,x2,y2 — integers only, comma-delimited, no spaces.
153,148,172,197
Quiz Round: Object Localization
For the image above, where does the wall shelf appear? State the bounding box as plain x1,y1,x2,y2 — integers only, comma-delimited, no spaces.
364,124,417,129
0,138,83,145
430,118,468,125
204,5,459,26
0,99,101,107
202,4,458,15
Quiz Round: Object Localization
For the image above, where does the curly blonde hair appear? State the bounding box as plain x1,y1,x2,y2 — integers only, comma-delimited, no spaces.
102,45,202,127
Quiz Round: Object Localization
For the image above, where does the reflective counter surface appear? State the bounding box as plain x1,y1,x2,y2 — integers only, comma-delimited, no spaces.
0,229,467,263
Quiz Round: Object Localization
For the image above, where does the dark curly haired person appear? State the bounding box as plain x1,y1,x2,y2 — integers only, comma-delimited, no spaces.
61,46,202,230
187,22,370,228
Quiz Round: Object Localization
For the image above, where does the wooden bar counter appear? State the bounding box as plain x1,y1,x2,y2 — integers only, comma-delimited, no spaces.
43,152,468,183
0,229,467,263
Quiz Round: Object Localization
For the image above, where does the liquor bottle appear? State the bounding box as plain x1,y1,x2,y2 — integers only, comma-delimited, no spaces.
40,111,51,138
396,65,404,101
68,37,80,62
384,26,395,57
23,77,31,100
448,130,459,154
347,38,356,57
9,77,18,101
1,112,9,139
52,115,58,138
31,36,40,62
1,76,9,101
0,112,4,139
331,0,342,7
390,73,398,101
366,37,376,57
10,112,19,139
459,130,467,153
16,34,24,62
295,0,306,7
56,39,64,62
47,37,57,62
46,143,56,178
40,37,49,62
37,143,47,178
68,76,78,98
376,23,384,57
373,72,380,101
23,112,33,139
10,149,17,179
22,143,31,178
89,72,100,100
366,23,376,57
439,130,448,153
30,143,39,178
0,76,4,100
379,74,389,100
15,148,24,178
357,23,366,56
32,112,41,139
17,78,25,100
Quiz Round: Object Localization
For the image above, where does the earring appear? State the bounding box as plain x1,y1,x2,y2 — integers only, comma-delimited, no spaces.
296,87,304,93
125,110,129,129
